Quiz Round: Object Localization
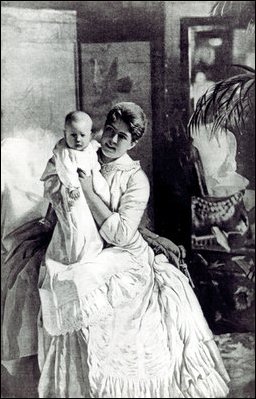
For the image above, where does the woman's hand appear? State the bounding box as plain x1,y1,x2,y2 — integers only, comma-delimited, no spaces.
152,237,186,267
139,227,186,267
157,237,186,259
153,236,181,267
78,169,94,195
77,168,112,226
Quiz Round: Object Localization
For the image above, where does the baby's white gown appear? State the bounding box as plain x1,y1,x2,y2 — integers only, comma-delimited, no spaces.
38,153,230,398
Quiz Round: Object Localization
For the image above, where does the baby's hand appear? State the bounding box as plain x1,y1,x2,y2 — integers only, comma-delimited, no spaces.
69,188,80,200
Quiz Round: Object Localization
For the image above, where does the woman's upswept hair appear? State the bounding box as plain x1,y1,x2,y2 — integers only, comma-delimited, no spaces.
105,102,147,142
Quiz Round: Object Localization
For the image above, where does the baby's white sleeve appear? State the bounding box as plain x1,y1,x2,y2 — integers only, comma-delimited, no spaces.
53,144,80,191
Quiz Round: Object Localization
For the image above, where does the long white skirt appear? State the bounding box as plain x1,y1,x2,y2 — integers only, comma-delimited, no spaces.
38,249,230,398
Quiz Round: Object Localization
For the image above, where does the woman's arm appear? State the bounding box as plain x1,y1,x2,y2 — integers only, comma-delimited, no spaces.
78,172,112,227
79,168,150,247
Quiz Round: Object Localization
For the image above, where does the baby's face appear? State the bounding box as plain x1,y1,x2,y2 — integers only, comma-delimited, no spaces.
65,120,92,151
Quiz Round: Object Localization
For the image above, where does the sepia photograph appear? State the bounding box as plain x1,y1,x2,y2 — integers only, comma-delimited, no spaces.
1,1,255,398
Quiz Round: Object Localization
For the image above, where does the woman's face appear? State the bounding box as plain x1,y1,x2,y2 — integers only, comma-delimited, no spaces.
101,118,137,160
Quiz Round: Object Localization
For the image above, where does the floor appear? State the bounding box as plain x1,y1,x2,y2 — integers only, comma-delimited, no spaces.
1,332,255,398
215,332,255,398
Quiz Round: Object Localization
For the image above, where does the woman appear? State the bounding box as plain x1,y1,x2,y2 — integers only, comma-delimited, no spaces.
37,102,230,398
1,104,179,395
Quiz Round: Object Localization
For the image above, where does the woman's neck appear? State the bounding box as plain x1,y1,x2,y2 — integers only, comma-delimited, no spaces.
98,149,120,164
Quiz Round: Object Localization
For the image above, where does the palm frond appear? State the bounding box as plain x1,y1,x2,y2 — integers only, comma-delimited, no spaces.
211,1,233,17
247,19,255,35
232,64,255,74
211,1,255,27
188,68,255,137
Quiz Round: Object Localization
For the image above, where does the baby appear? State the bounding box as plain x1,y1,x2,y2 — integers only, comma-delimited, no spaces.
39,112,110,320
52,111,110,207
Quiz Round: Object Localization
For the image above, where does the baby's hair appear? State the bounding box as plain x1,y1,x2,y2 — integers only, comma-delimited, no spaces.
105,102,147,142
65,111,93,128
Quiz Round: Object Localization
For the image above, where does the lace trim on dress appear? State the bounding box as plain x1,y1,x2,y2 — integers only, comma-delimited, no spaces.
100,160,140,174
42,257,149,336
46,285,113,336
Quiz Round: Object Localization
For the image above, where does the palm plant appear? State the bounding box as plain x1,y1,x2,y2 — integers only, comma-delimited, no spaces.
189,64,255,136
188,1,255,252
211,1,255,32
188,1,255,138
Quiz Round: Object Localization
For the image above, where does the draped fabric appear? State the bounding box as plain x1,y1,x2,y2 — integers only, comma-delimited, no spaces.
192,125,249,197
1,219,53,360
37,153,230,398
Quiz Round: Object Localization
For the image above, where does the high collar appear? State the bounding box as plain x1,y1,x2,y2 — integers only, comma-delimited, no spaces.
98,150,140,172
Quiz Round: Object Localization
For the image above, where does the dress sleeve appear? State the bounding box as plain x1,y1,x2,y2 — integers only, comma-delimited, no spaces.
53,140,79,190
99,169,150,247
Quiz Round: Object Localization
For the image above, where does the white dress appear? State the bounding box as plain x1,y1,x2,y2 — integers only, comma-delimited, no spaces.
38,153,230,398
52,138,110,206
